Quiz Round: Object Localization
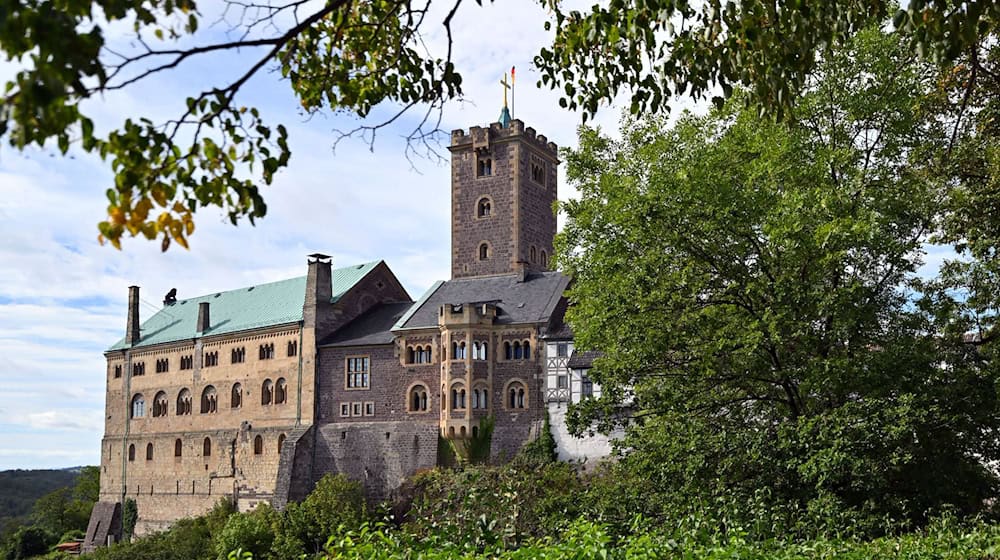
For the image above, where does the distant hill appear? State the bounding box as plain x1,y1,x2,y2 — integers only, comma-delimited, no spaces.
0,468,83,534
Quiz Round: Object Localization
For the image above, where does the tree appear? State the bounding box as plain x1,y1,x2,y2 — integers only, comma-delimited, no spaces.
0,1,995,251
558,28,1000,534
537,0,999,121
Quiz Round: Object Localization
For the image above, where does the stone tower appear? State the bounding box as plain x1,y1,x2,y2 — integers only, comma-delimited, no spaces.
448,119,559,279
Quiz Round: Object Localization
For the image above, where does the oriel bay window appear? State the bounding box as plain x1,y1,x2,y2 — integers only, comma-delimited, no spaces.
346,356,370,389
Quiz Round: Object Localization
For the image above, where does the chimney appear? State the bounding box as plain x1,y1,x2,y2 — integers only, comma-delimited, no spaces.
515,261,528,283
125,286,140,346
303,253,333,337
196,302,211,333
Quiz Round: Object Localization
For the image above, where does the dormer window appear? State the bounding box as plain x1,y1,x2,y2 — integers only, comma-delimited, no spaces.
477,197,492,217
477,156,492,177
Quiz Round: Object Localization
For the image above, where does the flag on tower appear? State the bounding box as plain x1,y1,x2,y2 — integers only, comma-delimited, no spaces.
510,66,516,117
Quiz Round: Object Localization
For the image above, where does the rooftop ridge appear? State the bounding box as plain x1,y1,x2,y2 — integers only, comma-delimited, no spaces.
170,260,382,306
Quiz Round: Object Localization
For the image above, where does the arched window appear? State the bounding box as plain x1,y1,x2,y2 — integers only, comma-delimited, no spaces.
176,388,192,415
254,435,263,455
407,346,415,364
472,341,480,360
131,394,145,418
451,341,458,359
451,384,466,409
261,379,273,405
530,246,537,263
275,378,287,404
200,386,217,414
523,341,531,359
459,342,467,359
477,197,492,217
479,243,489,260
174,439,182,457
541,251,548,268
504,341,512,360
514,341,523,359
128,444,135,462
277,434,286,453
152,391,168,417
203,437,212,457
472,388,480,409
231,383,242,409
146,442,154,461
507,381,527,409
409,384,428,412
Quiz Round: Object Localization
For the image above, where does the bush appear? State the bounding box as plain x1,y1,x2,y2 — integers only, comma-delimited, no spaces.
404,461,582,550
284,473,365,554
214,504,280,560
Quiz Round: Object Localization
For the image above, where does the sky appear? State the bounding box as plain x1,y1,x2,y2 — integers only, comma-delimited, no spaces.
0,0,644,470
0,1,956,471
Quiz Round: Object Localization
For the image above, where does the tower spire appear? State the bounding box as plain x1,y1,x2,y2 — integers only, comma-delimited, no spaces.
498,71,512,128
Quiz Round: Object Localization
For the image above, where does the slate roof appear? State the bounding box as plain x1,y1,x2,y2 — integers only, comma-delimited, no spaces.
108,261,382,351
567,350,601,369
320,302,414,347
394,271,570,330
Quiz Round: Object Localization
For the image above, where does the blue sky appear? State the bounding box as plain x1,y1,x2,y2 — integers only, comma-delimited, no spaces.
0,0,640,470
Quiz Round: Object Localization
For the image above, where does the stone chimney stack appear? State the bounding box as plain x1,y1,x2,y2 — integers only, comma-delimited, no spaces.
303,253,334,339
125,286,140,346
196,302,211,334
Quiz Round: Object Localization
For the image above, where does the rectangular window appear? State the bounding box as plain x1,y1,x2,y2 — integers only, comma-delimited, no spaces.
346,357,370,389
351,402,363,417
581,375,594,399
339,403,350,417
364,402,375,417
556,343,568,358
113,365,122,379
557,375,568,389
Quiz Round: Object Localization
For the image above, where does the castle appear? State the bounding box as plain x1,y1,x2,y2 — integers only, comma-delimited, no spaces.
86,113,612,548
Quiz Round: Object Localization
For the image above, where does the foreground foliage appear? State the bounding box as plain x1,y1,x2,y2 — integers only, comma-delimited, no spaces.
324,517,1000,559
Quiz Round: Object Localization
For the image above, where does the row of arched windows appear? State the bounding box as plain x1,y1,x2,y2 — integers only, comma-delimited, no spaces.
127,434,287,462
406,345,433,364
406,381,528,412
529,246,548,268
503,340,532,360
130,379,287,419
261,378,288,405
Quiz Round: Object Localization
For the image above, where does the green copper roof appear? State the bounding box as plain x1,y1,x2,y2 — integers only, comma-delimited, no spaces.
498,106,511,128
108,261,381,351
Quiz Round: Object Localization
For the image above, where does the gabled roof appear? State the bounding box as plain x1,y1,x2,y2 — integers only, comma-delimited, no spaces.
567,350,601,370
320,302,414,348
394,271,570,330
108,261,382,351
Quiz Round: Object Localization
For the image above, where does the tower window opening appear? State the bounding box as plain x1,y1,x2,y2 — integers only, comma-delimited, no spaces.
477,156,493,177
479,243,490,261
477,197,492,217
